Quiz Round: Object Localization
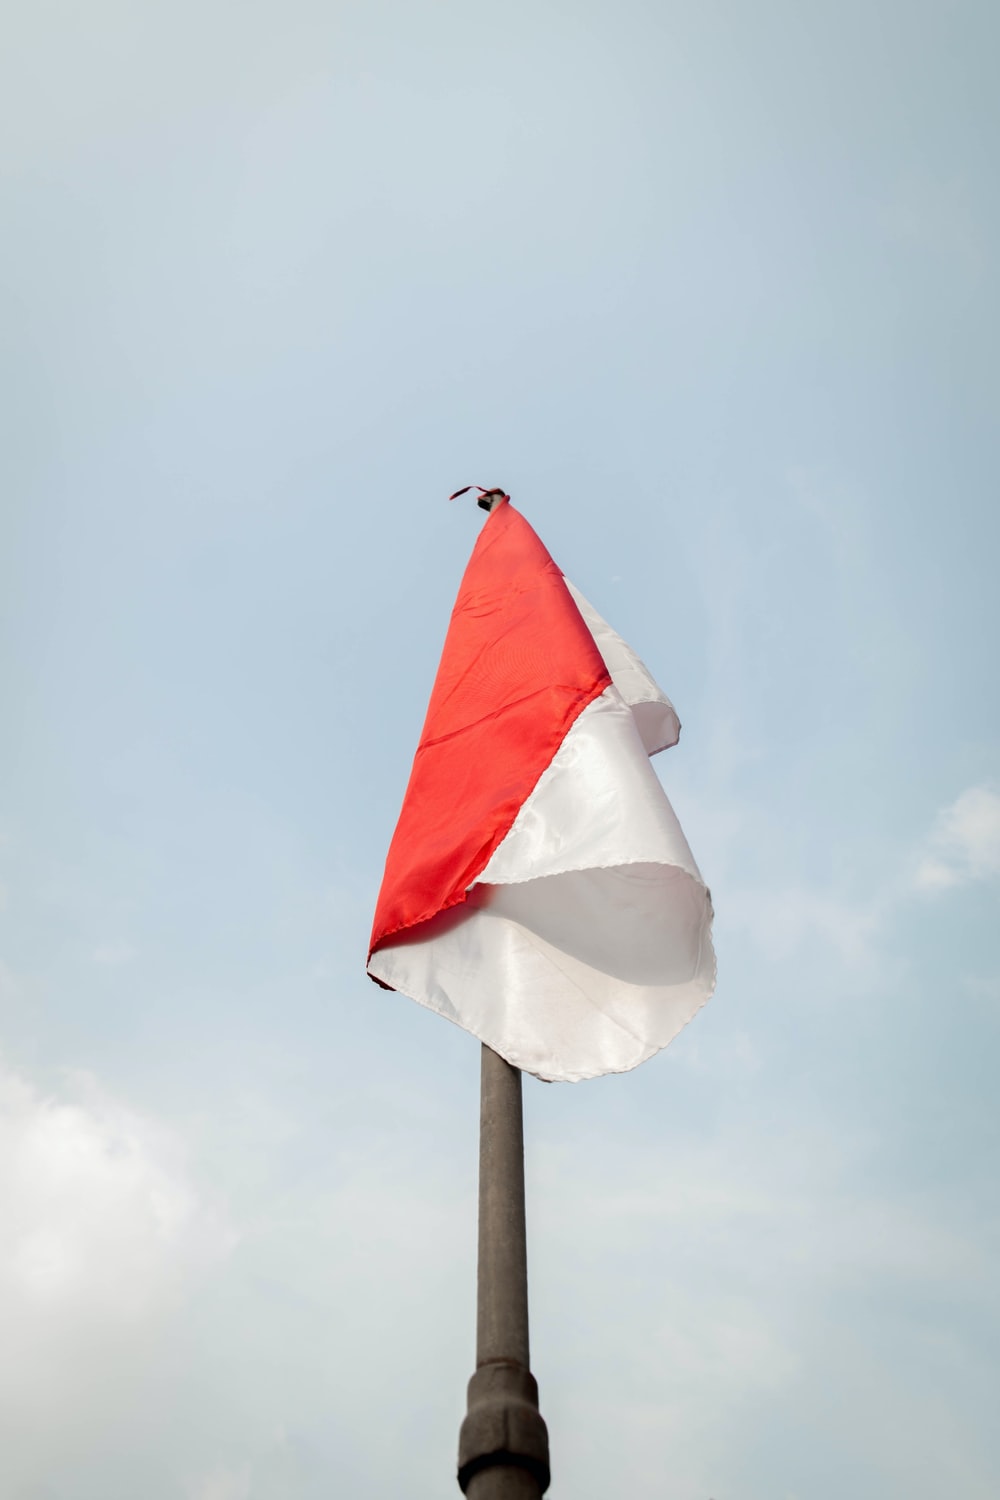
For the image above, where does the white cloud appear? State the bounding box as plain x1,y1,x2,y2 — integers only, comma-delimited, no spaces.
0,1055,236,1479
0,1061,234,1319
913,785,1000,892
732,784,1000,973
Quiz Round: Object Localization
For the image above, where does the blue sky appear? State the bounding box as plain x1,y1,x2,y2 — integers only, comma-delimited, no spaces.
2,2,998,1497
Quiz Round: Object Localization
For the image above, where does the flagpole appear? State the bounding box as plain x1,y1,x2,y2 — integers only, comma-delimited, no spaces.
457,1043,550,1498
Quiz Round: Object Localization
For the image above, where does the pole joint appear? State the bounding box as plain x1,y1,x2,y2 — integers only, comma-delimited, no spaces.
457,1361,550,1494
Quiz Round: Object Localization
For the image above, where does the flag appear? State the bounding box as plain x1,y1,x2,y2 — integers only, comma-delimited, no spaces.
367,497,715,1082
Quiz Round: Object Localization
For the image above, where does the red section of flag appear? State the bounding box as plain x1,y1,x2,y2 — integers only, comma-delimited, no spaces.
369,499,612,960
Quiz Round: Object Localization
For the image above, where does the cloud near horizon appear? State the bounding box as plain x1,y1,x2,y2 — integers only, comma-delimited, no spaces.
0,1054,236,1466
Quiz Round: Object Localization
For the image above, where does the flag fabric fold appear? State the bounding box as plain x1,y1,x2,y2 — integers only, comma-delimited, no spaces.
367,498,715,1082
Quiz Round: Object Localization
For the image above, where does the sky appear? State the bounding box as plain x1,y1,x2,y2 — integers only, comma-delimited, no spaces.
2,1,999,1496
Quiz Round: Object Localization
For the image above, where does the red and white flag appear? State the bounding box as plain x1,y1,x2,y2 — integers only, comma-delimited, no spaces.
368,497,715,1082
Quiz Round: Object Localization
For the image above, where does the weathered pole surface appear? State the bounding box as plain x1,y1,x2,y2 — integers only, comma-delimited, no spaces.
457,1044,550,1498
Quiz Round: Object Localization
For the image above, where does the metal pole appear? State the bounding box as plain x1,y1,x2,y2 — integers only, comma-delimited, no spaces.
458,1045,550,1497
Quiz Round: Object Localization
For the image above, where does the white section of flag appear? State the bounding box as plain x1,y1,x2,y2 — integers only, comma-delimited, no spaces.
566,582,681,754
367,680,715,1082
